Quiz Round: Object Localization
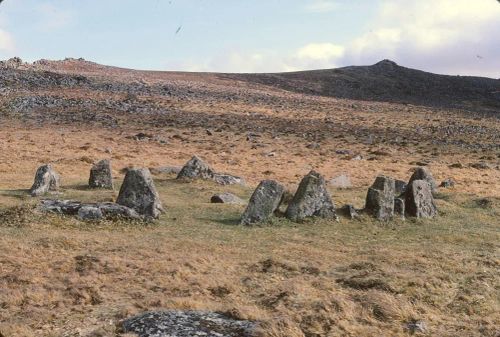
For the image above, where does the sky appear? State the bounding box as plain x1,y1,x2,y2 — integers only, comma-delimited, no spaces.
0,0,499,77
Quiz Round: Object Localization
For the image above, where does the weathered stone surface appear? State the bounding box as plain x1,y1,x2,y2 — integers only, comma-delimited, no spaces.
78,206,103,221
40,200,142,220
240,180,284,225
177,156,216,180
211,192,245,205
116,168,163,219
408,167,437,194
440,178,455,188
394,198,405,219
177,156,244,185
405,180,437,218
395,179,408,195
29,164,60,197
285,171,337,222
339,204,360,219
121,310,256,337
365,176,395,221
329,174,352,189
89,159,113,189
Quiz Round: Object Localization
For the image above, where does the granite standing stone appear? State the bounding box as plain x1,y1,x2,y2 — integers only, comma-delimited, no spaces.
29,164,60,197
240,180,284,225
89,159,113,189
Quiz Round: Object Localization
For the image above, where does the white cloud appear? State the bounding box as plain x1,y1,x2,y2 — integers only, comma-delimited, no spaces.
296,43,345,61
305,0,339,13
0,28,14,52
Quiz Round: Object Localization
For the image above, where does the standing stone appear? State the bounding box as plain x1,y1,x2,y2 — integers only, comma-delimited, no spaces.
285,171,337,222
405,180,437,218
408,167,437,194
29,164,60,197
177,156,215,180
89,159,114,189
394,198,405,220
395,180,408,196
240,180,284,225
365,176,395,221
116,168,163,219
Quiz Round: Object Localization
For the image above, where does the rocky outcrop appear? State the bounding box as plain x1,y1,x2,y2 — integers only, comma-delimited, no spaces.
89,159,113,189
285,171,337,222
121,310,256,337
116,168,163,219
211,193,245,205
365,176,395,221
29,164,60,197
177,156,244,185
405,180,438,218
240,180,284,225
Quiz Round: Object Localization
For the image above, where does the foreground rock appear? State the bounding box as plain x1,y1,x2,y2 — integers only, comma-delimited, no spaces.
122,310,256,337
240,180,284,225
29,164,60,196
211,192,245,205
89,159,113,189
408,167,437,194
285,171,337,222
40,200,141,220
405,180,438,218
365,176,395,221
338,204,360,219
116,168,164,219
177,156,244,185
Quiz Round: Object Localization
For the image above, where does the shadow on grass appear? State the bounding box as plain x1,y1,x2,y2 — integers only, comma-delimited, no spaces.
0,189,30,200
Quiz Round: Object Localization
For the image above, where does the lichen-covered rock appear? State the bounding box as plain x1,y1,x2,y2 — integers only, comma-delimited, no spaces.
78,206,103,221
121,310,256,337
365,176,395,221
177,156,216,180
405,180,437,218
408,167,437,194
116,168,163,219
339,204,360,219
395,179,408,195
89,159,113,189
394,198,405,220
240,180,284,225
29,164,60,197
211,192,245,205
40,200,142,220
285,171,337,222
213,174,245,186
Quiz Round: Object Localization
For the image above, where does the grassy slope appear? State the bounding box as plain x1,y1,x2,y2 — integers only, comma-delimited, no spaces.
0,174,498,337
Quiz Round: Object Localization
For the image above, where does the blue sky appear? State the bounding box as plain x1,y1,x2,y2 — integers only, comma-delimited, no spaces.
0,0,499,77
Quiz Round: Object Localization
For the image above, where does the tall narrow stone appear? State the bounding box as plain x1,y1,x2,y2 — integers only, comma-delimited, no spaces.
29,164,60,197
285,171,337,222
365,176,395,221
405,180,437,218
116,168,163,219
89,159,113,189
240,180,284,225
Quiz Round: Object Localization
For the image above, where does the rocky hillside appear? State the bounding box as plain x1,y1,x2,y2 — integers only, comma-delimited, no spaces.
226,60,500,112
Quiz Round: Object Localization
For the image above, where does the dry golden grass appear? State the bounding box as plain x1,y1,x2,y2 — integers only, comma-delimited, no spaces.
0,171,498,337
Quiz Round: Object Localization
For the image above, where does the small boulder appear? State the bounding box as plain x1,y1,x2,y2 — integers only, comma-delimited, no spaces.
329,174,352,189
408,167,437,194
89,159,113,189
211,193,245,205
177,156,216,180
365,176,395,221
29,164,60,197
339,204,360,219
440,178,455,188
78,206,103,221
240,180,284,225
285,171,337,222
395,179,408,196
405,180,437,218
213,174,245,186
116,168,164,219
394,198,405,220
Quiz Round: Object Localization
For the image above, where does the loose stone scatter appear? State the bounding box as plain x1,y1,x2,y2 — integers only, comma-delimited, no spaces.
29,164,60,197
285,170,337,222
121,310,256,337
88,159,113,189
240,180,284,225
116,168,164,219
